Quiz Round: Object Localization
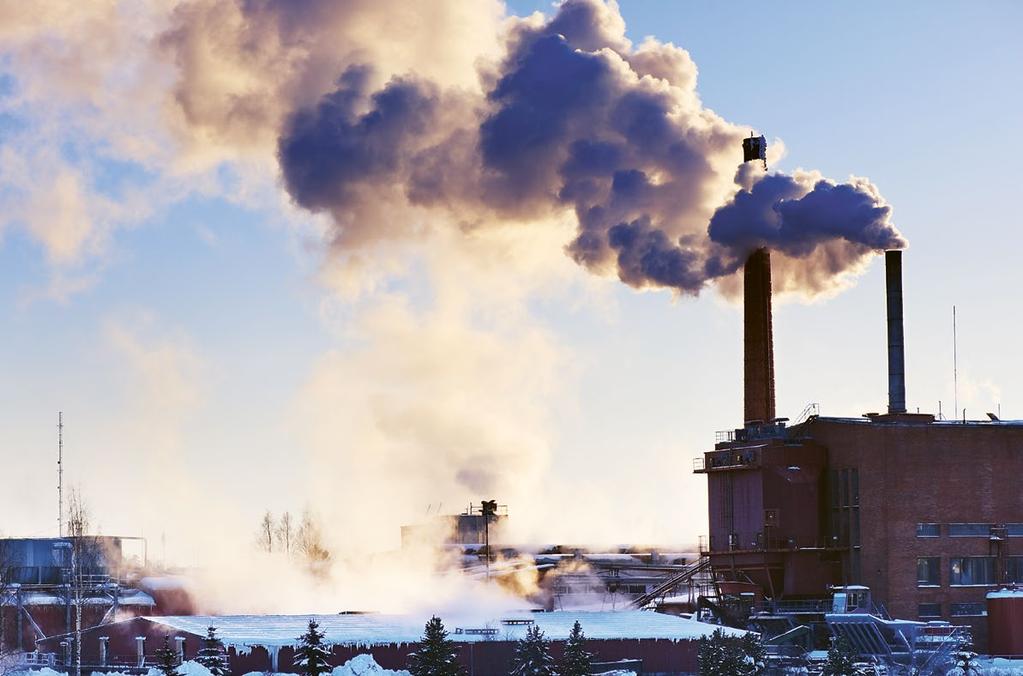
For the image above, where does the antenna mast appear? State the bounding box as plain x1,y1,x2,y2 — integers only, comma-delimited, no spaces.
953,306,959,421
58,411,64,537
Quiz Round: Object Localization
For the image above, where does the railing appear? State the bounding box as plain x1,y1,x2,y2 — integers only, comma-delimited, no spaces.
715,430,736,443
700,449,759,472
16,653,57,668
794,402,820,425
703,534,842,552
757,598,834,615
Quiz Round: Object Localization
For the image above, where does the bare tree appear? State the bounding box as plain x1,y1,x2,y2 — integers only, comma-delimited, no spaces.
276,512,294,556
256,512,275,553
67,489,90,676
296,510,330,576
0,537,23,664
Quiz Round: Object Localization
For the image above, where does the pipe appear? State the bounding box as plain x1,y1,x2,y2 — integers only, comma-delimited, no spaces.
885,250,906,414
744,247,776,423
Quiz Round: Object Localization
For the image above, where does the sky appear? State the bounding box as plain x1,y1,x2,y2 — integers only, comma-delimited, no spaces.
1,0,1021,568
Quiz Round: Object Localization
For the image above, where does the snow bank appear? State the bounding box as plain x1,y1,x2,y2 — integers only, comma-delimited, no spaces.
240,654,409,676
331,653,410,676
970,657,1023,674
178,661,215,676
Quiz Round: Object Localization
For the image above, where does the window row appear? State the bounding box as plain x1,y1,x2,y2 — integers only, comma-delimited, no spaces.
917,523,1023,538
917,556,1023,586
918,602,986,619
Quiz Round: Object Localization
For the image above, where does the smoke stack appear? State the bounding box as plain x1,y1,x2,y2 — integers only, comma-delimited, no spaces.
885,250,906,414
744,247,776,423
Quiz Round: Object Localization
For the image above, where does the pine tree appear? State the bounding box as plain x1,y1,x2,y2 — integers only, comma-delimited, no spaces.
510,624,558,676
294,619,332,676
196,626,230,676
822,635,857,676
407,616,464,676
154,637,183,676
560,621,593,676
697,628,762,676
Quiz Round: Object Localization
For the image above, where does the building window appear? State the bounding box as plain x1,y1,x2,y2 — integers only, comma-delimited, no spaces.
916,523,940,537
950,602,986,617
917,557,940,586
918,602,942,618
950,557,996,585
949,523,991,537
1007,524,1023,537
1007,557,1023,583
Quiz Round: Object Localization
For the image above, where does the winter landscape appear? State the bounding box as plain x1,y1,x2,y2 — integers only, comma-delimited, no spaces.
1,0,1022,674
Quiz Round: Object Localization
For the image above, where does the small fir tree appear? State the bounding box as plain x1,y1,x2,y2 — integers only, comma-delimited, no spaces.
698,628,762,676
196,626,230,676
560,621,594,676
510,624,558,676
407,616,464,676
294,619,332,676
822,635,858,676
739,632,765,674
154,637,182,676
954,650,980,675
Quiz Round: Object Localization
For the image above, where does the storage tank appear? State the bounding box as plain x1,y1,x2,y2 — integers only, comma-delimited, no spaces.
987,589,1023,655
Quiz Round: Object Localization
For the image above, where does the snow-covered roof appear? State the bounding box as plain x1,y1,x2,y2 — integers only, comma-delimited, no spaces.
144,611,746,649
19,590,154,606
139,576,192,592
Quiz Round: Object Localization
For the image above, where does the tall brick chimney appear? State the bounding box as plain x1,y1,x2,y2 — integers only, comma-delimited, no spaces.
744,247,776,423
885,250,907,414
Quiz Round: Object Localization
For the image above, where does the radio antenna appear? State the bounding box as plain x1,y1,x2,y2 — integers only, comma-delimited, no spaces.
58,411,64,537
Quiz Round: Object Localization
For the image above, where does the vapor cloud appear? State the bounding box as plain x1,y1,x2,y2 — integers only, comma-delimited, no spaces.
0,0,908,610
273,0,905,296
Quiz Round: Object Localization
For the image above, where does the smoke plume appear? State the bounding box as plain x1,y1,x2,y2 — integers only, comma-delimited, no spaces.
270,0,905,296
0,0,908,613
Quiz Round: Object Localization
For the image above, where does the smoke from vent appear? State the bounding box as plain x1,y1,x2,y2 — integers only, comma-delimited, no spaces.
274,0,905,296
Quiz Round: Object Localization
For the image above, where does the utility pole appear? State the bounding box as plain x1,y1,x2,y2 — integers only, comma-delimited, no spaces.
481,500,497,582
58,412,64,537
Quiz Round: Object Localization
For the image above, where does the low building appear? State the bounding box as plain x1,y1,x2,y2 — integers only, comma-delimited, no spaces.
0,536,155,652
36,611,748,675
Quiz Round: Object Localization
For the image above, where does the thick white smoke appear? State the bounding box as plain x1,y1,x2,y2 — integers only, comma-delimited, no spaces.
0,0,904,614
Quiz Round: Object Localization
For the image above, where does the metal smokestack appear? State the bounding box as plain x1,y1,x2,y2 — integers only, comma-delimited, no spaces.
885,250,907,414
744,247,776,423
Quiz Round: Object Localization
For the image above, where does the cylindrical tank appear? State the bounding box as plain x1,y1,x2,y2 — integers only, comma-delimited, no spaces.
988,590,1023,655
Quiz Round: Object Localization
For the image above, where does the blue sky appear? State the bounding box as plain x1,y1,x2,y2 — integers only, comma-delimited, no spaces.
1,1,1020,562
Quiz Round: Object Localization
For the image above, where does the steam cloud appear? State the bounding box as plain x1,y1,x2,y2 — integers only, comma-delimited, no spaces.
0,0,909,611
272,0,905,295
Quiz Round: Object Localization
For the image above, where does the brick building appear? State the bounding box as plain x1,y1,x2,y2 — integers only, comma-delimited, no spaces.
695,248,1023,650
699,414,1023,648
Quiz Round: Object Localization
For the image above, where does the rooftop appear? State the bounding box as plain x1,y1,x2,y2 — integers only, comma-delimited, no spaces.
142,611,747,648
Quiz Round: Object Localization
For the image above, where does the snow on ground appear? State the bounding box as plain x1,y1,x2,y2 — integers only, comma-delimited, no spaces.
9,662,214,676
239,654,408,676
969,657,1023,674
331,654,410,675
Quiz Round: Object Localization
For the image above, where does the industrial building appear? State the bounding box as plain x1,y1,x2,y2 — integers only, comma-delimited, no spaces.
0,536,161,654
34,611,747,676
695,244,1023,652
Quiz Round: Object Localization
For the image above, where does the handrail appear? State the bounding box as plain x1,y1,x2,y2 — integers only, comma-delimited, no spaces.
627,557,712,609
